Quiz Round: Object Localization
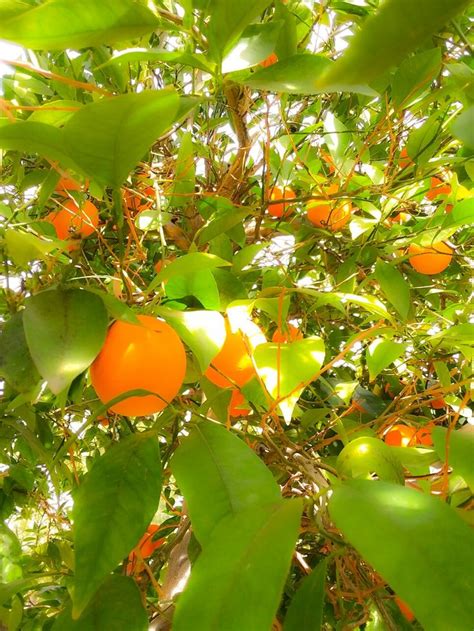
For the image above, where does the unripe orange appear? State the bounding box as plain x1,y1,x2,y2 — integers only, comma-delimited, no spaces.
90,315,186,416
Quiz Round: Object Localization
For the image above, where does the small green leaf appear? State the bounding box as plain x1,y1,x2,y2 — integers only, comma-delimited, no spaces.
405,111,443,166
432,427,474,491
22,289,108,394
0,0,159,50
170,131,196,208
63,90,182,189
283,559,327,631
5,228,57,268
53,576,147,630
0,312,41,393
391,48,442,108
366,338,406,381
336,437,405,485
156,308,226,372
170,422,282,546
374,260,411,321
317,0,471,91
149,252,231,289
329,480,474,631
173,500,303,631
254,337,325,423
72,432,162,617
451,106,474,149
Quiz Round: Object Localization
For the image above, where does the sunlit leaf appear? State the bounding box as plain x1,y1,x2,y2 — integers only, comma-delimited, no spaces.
366,338,406,381
374,260,411,321
432,427,474,491
336,437,405,485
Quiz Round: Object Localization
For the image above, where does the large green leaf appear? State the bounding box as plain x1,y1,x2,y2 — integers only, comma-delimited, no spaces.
53,576,147,630
317,0,470,92
374,260,411,321
366,338,406,382
0,312,40,393
165,268,221,310
432,427,474,491
22,289,108,394
173,500,303,631
0,0,159,50
336,437,405,485
156,308,226,371
72,432,162,617
62,90,181,189
222,21,283,73
329,480,474,631
391,48,442,108
283,559,328,631
149,252,231,290
170,422,281,546
207,0,274,60
254,337,325,423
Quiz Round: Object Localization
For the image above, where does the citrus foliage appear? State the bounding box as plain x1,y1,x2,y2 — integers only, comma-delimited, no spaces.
0,0,473,629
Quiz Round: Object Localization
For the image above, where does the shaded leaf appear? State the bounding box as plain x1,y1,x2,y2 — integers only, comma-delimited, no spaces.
22,289,108,394
329,480,474,631
53,576,147,630
171,422,281,546
283,559,327,631
173,500,303,631
0,0,159,50
0,312,41,393
72,432,162,616
451,106,474,149
391,48,442,108
63,90,181,189
165,268,221,310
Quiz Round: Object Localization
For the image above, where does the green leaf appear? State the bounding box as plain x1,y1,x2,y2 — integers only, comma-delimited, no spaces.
391,48,442,108
101,49,214,73
366,338,406,382
244,54,346,95
0,312,41,393
170,131,196,208
432,427,474,491
405,111,443,166
336,437,405,485
22,289,108,395
374,260,411,321
62,90,181,189
0,121,79,172
173,500,303,631
165,268,221,310
85,288,139,325
170,422,282,546
254,337,325,423
451,106,474,149
329,480,474,631
222,21,283,73
72,432,162,617
317,0,471,91
5,228,57,267
0,0,159,50
156,308,226,372
53,576,147,631
28,99,83,127
207,0,274,60
283,559,327,631
149,252,231,289
197,208,250,245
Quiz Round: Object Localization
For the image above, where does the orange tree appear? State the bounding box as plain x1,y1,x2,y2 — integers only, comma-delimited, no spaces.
0,1,473,629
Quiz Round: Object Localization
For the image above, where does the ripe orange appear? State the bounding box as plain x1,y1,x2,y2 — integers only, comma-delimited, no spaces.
445,203,453,213
228,389,251,418
205,318,265,388
430,397,446,410
321,150,336,174
388,211,411,224
398,147,413,169
45,199,99,240
90,315,186,416
259,53,278,68
124,185,155,215
426,176,451,201
408,242,453,275
395,596,415,622
414,425,433,446
306,183,351,231
267,186,296,218
127,524,164,574
272,324,303,343
384,424,416,447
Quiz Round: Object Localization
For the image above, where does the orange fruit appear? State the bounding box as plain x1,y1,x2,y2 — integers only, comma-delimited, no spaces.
430,397,446,410
388,211,411,224
267,186,296,218
97,416,110,428
398,147,413,169
124,185,155,215
45,199,99,240
408,242,453,275
127,524,164,574
90,315,186,416
272,324,303,343
426,176,451,201
259,53,278,68
307,197,352,231
414,425,433,446
228,389,251,418
384,424,417,447
205,318,265,388
321,150,336,174
445,203,453,213
395,596,415,622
